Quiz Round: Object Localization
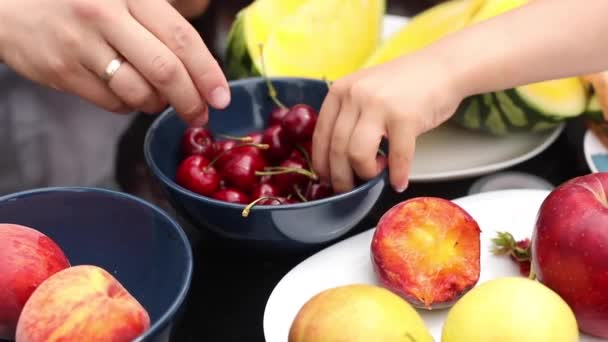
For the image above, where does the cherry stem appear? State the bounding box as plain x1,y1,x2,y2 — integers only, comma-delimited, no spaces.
217,134,253,142
294,185,307,202
257,43,287,109
528,263,537,281
242,196,284,217
207,142,269,168
255,167,318,181
296,144,313,170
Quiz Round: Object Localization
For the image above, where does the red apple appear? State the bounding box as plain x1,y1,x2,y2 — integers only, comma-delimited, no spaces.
16,265,150,342
532,172,608,338
0,224,70,340
371,197,481,309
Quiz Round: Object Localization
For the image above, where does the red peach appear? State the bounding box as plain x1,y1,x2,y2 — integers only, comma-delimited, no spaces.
15,265,150,342
0,224,70,340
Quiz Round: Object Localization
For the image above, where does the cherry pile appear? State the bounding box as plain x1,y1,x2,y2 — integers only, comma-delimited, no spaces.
174,101,335,216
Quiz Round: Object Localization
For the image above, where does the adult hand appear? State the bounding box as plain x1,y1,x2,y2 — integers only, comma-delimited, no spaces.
311,52,463,194
0,0,229,126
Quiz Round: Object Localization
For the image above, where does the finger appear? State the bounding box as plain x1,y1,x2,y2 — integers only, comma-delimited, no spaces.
387,119,416,193
312,88,342,182
127,0,230,109
81,40,166,114
348,114,384,180
329,99,360,193
100,14,208,126
60,64,130,113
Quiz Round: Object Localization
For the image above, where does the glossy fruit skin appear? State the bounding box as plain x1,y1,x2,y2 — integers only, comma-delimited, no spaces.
262,125,293,162
273,158,310,194
213,141,265,169
175,155,220,196
0,224,71,340
281,104,318,142
305,182,333,201
221,152,267,192
251,183,280,199
181,127,213,156
212,188,250,204
441,277,579,342
532,173,608,338
247,132,264,144
289,284,433,342
269,107,290,126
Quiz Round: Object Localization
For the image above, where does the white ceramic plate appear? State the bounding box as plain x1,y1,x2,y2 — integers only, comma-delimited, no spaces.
380,16,564,182
584,129,608,173
263,189,602,341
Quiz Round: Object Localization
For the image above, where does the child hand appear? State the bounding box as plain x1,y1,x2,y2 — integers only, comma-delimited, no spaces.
311,53,464,193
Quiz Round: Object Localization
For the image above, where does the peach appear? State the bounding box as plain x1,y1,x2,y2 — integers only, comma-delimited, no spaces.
15,265,150,342
371,197,481,309
0,223,70,340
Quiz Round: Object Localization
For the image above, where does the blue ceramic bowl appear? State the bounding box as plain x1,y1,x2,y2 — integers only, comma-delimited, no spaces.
0,187,193,342
144,77,387,250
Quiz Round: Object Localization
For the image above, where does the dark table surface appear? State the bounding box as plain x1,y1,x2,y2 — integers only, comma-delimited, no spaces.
113,2,595,341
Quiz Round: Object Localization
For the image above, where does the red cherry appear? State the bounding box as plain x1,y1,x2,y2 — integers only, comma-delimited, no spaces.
247,132,264,144
257,158,317,194
221,152,268,192
212,188,250,204
181,127,214,157
262,124,293,162
281,104,318,142
251,182,280,199
212,140,267,169
289,141,313,164
175,155,220,196
305,182,334,201
269,107,290,126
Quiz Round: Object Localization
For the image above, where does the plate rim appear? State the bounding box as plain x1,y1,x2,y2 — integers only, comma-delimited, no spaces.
263,189,553,341
379,15,565,183
584,129,603,173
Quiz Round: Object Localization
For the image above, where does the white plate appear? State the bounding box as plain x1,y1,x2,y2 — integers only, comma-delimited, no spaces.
380,16,564,182
263,189,603,341
584,129,608,173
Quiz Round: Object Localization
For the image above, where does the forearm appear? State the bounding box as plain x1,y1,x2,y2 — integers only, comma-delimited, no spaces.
428,0,608,97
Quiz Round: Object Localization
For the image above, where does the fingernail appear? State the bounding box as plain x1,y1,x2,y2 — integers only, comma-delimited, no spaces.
395,183,408,193
210,87,230,108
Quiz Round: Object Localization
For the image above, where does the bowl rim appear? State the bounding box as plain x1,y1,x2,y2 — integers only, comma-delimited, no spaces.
0,186,194,340
143,77,387,212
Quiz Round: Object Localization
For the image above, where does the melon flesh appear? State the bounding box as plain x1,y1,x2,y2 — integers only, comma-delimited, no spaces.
364,0,485,67
261,0,385,80
515,78,587,117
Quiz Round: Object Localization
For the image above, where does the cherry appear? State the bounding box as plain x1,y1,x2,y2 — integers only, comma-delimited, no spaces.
269,107,290,126
250,182,280,199
305,182,334,201
175,155,220,196
247,132,264,144
262,124,293,162
181,127,214,158
213,140,267,169
221,151,268,192
256,158,317,194
288,141,313,166
281,104,318,142
212,188,250,204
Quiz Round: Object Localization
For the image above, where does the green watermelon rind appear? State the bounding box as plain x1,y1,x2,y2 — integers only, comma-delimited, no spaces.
225,10,260,80
583,94,604,122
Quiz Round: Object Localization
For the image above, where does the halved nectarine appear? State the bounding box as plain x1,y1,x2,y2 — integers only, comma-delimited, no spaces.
371,197,481,309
